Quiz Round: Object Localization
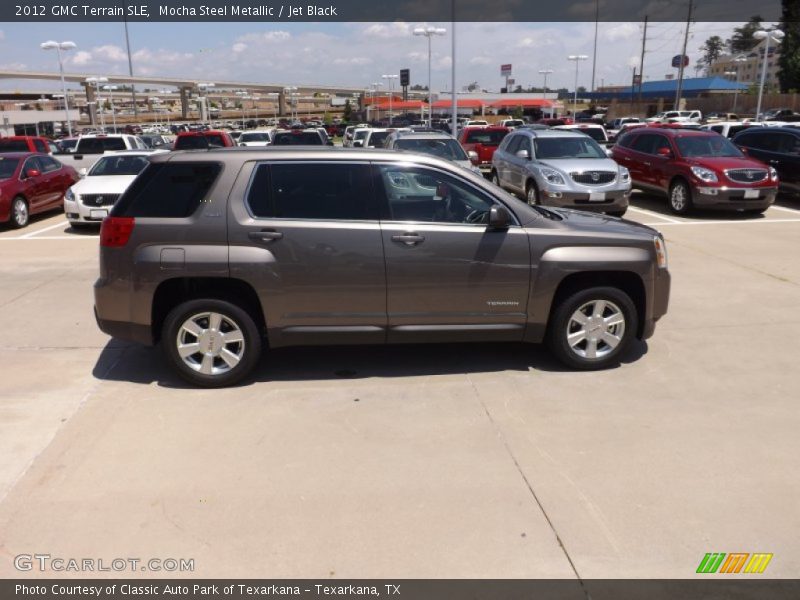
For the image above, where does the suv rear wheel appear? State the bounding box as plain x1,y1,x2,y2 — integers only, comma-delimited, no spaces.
668,179,693,215
490,170,501,187
162,299,262,387
547,286,637,370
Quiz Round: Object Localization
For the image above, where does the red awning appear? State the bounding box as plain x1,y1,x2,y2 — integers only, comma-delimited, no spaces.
372,100,429,110
430,99,485,109
487,98,555,108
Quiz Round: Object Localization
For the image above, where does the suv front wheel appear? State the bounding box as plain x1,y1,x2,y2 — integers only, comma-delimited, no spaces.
547,286,637,370
162,299,262,387
668,179,693,215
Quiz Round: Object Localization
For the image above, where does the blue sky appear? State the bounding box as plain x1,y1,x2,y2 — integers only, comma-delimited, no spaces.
0,21,761,93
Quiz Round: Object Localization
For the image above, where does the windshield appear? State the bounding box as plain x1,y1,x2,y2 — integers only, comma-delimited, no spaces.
465,129,508,145
0,157,20,179
571,128,607,142
89,155,150,176
676,136,743,158
174,135,209,149
395,138,469,160
272,132,323,145
366,132,389,147
534,137,607,159
240,133,270,142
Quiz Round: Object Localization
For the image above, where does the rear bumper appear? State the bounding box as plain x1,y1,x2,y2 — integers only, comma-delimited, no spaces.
94,307,153,346
693,186,777,209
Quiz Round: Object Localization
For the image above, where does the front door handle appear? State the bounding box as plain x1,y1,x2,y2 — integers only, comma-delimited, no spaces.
248,229,283,242
391,233,425,246
643,161,651,167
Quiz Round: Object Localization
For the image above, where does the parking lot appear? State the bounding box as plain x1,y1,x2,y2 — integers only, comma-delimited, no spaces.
0,193,798,579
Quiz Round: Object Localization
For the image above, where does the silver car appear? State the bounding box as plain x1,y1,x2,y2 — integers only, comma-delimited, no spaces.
491,129,631,217
383,131,482,174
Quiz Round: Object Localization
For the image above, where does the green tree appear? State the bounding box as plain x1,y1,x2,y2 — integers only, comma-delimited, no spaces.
343,99,352,122
511,106,524,119
728,16,764,53
700,35,725,68
779,0,800,92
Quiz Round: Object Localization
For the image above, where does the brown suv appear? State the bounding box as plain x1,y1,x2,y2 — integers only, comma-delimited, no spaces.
94,148,671,387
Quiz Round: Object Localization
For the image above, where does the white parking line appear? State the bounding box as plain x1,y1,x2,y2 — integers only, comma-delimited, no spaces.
643,218,800,227
0,235,97,241
626,207,683,224
769,205,800,215
19,220,69,238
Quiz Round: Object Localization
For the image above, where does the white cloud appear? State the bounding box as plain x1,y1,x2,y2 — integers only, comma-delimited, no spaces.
236,31,291,44
362,22,411,39
0,30,5,41
93,45,129,62
332,57,373,66
70,51,93,66
601,23,640,42
469,56,491,66
232,42,247,53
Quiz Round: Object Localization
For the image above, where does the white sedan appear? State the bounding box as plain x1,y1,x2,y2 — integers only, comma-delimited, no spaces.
238,131,274,147
64,150,167,228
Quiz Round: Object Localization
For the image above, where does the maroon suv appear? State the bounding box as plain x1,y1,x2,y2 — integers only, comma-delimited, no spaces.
458,126,509,176
612,128,779,215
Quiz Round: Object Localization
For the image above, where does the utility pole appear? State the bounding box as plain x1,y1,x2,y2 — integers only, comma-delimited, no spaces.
123,4,138,120
674,0,693,110
638,16,648,102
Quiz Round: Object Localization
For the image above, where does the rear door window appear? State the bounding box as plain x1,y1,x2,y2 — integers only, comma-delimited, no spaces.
246,162,374,220
112,162,221,218
631,134,658,154
33,139,48,153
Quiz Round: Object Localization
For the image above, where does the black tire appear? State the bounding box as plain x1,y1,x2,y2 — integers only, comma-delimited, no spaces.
607,209,627,218
525,180,540,206
490,170,501,187
162,298,262,388
668,179,693,215
547,286,637,370
10,196,29,229
745,207,767,215
69,222,96,231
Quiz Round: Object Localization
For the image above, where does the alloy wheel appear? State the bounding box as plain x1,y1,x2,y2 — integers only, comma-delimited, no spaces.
175,312,245,376
565,299,626,360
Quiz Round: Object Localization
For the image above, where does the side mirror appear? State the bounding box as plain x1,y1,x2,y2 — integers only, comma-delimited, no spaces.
353,140,363,147
488,205,511,229
25,168,41,178
468,150,478,161
656,147,673,159
79,168,88,178
515,149,530,160
738,146,748,155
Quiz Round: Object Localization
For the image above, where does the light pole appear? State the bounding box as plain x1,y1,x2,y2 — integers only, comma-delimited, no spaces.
85,77,108,130
236,91,249,129
753,29,784,120
567,55,588,118
103,85,118,132
41,40,76,136
731,55,747,113
283,86,298,122
538,68,554,106
382,74,398,125
372,82,383,123
413,26,446,127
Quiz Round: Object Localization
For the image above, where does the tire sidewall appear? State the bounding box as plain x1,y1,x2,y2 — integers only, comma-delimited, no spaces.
491,171,500,186
162,298,262,387
526,181,539,205
11,197,29,229
669,180,692,215
547,286,637,370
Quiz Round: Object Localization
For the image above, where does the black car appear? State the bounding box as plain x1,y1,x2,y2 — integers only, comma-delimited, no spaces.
733,127,800,195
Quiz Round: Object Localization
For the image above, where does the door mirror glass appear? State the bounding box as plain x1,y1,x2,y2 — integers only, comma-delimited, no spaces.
467,150,478,160
488,205,511,229
515,149,530,160
79,167,88,178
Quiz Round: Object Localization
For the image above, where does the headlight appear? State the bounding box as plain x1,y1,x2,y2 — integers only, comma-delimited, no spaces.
540,167,566,186
654,235,668,269
65,188,75,202
690,166,718,183
769,167,778,181
620,167,630,182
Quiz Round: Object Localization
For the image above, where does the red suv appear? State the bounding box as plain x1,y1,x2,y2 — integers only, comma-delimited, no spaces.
612,128,778,215
0,136,55,154
173,130,235,150
458,126,509,176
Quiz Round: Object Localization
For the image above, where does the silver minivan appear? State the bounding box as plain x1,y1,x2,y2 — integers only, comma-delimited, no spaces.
490,129,631,217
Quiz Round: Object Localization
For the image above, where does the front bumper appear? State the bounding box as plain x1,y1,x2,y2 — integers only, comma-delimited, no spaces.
65,196,112,223
541,187,631,212
692,185,777,209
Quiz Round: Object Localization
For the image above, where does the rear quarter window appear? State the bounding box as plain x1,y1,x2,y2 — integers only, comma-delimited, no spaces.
0,140,29,152
111,162,222,218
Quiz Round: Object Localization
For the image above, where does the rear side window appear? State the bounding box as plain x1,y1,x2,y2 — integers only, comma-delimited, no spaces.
40,156,62,172
33,139,48,153
174,135,209,150
112,162,221,218
272,132,323,146
77,137,127,153
0,140,29,152
246,163,373,220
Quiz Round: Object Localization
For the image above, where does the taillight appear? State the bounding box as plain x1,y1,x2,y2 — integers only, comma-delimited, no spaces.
100,217,135,247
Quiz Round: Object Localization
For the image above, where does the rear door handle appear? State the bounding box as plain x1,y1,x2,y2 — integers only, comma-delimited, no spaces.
248,229,283,242
391,233,425,246
643,161,651,167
